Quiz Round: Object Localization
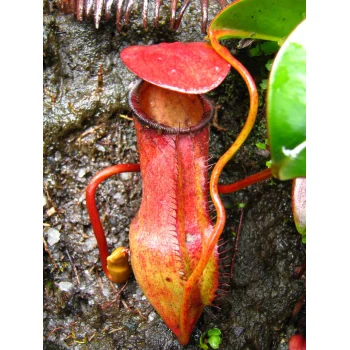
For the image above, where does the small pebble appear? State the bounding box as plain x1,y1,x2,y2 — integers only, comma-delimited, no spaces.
120,172,132,181
78,168,87,178
46,207,57,217
148,311,157,322
58,281,74,292
113,192,125,205
87,254,98,264
232,326,245,337
255,149,270,158
84,237,97,251
55,151,62,161
78,192,86,203
95,144,105,152
47,228,60,246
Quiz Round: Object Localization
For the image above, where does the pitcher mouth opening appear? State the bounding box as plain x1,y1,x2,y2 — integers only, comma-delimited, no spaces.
129,79,214,134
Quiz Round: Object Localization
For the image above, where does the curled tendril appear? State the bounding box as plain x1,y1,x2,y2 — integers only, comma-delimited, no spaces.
56,0,227,33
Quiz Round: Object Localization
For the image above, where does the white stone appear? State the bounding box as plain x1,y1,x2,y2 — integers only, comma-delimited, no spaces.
120,172,132,181
47,228,60,246
58,281,74,292
148,311,157,322
78,168,87,178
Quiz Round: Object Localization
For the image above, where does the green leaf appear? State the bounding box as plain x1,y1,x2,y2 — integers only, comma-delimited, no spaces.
256,142,267,150
199,334,209,350
209,0,306,42
259,80,268,91
267,20,306,180
249,41,280,57
208,335,222,349
265,60,273,72
208,328,221,336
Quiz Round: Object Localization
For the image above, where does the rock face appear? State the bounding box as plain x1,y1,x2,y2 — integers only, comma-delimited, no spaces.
43,0,210,154
43,1,306,349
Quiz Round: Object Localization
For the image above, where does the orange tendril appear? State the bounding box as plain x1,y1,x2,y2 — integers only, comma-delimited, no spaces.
179,34,259,344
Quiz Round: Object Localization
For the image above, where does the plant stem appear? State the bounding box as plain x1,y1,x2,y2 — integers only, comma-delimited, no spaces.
218,168,272,193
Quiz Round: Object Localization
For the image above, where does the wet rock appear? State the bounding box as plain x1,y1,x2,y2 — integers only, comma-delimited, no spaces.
43,0,219,155
232,326,245,337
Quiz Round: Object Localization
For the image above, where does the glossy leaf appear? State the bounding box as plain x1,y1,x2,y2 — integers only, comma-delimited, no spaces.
121,42,231,94
292,178,306,236
208,335,222,349
208,0,306,42
267,20,306,180
208,328,221,336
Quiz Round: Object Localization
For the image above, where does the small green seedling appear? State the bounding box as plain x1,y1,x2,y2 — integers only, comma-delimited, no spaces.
259,60,273,91
259,79,268,91
265,59,273,71
248,41,280,57
255,139,268,150
236,202,246,209
199,328,222,349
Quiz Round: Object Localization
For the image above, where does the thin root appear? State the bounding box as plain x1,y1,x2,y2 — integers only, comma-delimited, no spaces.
43,237,59,269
